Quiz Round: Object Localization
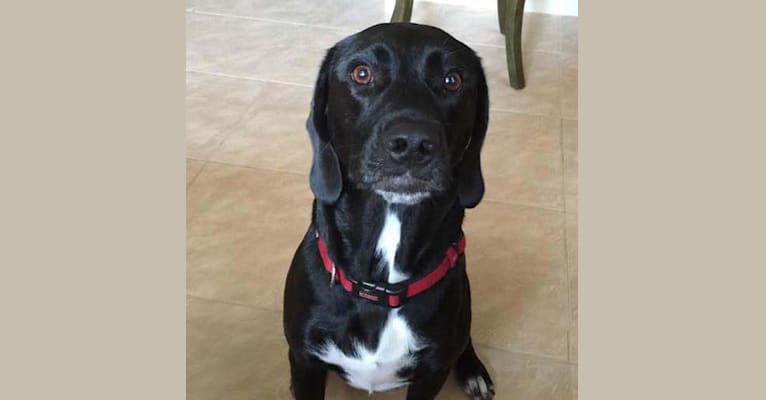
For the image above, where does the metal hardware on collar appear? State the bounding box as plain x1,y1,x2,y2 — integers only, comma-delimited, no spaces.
315,231,466,308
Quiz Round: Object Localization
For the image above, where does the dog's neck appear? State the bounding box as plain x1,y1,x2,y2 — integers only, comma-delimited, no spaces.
314,186,464,283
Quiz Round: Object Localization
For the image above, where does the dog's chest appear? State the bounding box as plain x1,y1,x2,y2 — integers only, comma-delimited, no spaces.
314,310,422,393
313,208,423,393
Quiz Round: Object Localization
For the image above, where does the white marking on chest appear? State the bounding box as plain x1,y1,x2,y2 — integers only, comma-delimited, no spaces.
314,310,423,393
376,208,409,284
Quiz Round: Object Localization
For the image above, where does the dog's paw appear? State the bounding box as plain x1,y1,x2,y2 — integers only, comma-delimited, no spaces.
461,374,495,400
455,343,495,400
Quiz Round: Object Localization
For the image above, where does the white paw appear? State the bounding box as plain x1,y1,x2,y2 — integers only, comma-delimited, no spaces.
462,375,495,400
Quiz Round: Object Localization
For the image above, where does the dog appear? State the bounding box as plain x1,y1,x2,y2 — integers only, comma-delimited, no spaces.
283,23,493,400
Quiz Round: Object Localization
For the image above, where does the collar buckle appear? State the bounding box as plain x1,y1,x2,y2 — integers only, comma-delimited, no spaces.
352,281,406,307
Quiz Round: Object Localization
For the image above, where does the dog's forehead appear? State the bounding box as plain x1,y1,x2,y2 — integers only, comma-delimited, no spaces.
339,23,470,59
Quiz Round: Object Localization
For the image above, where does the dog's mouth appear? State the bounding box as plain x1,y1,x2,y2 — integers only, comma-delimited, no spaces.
372,172,436,205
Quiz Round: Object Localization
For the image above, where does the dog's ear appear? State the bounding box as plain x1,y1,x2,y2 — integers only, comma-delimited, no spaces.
307,47,342,204
456,64,489,208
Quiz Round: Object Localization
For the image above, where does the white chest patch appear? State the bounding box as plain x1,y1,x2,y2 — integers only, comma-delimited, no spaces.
376,209,409,284
313,310,423,393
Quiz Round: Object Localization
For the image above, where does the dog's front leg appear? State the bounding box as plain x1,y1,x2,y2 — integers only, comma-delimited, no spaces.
405,368,450,400
288,350,327,400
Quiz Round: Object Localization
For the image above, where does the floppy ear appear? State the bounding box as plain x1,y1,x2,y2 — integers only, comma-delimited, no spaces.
456,65,489,208
307,47,342,204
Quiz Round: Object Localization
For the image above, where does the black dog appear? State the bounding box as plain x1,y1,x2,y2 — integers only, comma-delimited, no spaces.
283,23,493,400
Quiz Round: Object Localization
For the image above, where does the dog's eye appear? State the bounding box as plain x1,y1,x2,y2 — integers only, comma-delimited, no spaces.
351,65,373,85
443,71,462,91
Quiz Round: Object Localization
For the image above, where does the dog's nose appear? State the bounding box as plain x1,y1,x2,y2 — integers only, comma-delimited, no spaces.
384,123,440,164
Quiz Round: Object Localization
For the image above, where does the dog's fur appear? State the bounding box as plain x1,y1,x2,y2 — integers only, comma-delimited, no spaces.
283,23,494,400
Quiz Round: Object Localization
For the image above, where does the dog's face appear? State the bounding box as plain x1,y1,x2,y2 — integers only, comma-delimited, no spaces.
307,23,488,207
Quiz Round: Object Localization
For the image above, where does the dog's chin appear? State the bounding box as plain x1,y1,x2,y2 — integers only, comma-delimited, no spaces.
371,174,438,205
375,190,431,205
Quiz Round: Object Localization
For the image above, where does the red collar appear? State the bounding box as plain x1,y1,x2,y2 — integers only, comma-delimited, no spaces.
315,230,466,308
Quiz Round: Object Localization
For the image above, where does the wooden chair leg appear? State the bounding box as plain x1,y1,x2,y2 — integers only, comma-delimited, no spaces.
502,0,526,89
391,0,414,23
497,0,507,34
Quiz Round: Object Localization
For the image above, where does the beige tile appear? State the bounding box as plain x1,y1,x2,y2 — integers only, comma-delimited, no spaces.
195,0,390,31
211,82,313,173
566,214,578,363
438,345,575,400
561,16,578,56
520,12,563,54
464,201,569,359
187,13,346,85
413,4,561,54
563,118,577,215
482,112,563,209
187,159,206,186
187,163,313,310
186,12,232,71
565,193,577,217
186,72,259,160
561,55,578,120
478,45,562,117
187,296,291,400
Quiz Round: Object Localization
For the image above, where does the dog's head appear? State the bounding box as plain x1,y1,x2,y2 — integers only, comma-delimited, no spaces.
307,23,488,208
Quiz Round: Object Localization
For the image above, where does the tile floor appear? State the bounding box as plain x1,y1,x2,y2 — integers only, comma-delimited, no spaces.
186,1,578,399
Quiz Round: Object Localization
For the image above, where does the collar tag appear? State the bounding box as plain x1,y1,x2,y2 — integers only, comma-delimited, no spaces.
330,264,336,286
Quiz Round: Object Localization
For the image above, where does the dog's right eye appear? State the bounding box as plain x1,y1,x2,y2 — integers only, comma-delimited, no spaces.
443,71,463,92
351,65,373,85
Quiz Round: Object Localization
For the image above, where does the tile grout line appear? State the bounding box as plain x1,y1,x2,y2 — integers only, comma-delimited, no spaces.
557,16,575,365
481,198,564,213
186,67,562,118
187,294,283,314
185,158,569,213
488,106,562,119
199,159,309,177
474,342,577,366
184,70,566,119
185,156,207,163
186,159,207,188
186,69,314,88
187,69,566,119
188,157,569,213
188,293,576,367
559,117,573,363
561,15,578,360
186,10,566,57
186,157,564,214
201,99,262,163
192,10,353,32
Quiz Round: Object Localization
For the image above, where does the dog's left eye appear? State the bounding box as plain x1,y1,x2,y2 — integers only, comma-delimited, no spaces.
351,65,373,85
443,71,462,91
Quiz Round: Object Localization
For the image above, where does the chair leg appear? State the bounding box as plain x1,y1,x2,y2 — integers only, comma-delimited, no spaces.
503,0,526,89
391,0,414,23
497,0,507,34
